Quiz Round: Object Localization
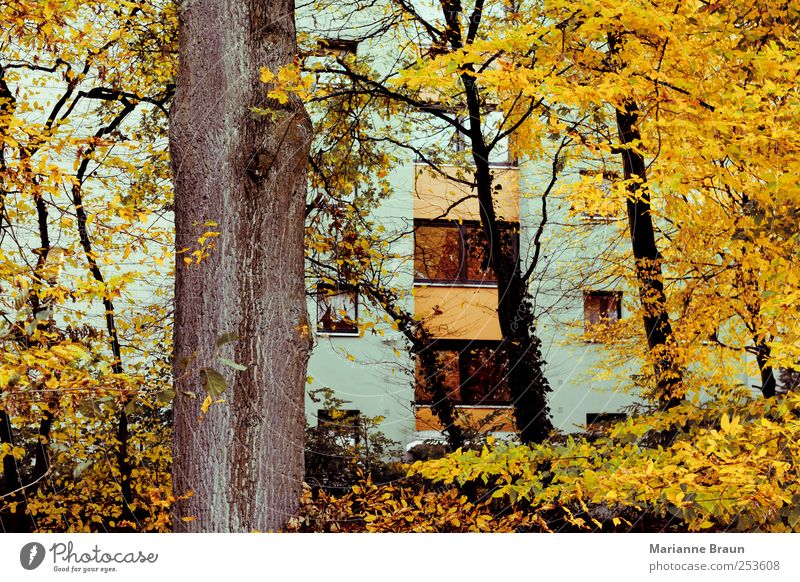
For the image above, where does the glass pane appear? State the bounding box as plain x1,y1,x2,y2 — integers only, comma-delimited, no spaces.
584,292,620,328
415,350,460,403
414,224,463,281
463,226,495,281
459,346,511,404
463,224,518,282
317,288,358,332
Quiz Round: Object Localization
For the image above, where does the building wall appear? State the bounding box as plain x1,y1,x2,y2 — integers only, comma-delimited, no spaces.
306,147,645,448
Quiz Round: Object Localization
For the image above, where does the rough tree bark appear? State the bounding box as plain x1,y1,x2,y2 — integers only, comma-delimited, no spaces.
170,0,312,532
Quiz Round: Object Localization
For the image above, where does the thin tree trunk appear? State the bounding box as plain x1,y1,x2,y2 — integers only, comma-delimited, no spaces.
170,0,312,532
755,342,777,398
439,1,553,443
360,284,465,449
0,410,29,532
471,147,553,443
614,100,682,408
608,32,683,409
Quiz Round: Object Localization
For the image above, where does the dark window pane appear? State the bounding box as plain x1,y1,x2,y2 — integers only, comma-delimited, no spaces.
463,224,518,282
584,291,621,329
463,226,495,281
317,287,358,333
586,412,626,426
415,350,460,403
414,225,463,281
460,346,511,405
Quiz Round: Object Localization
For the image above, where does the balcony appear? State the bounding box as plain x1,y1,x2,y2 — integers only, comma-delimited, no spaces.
413,284,501,340
413,164,519,222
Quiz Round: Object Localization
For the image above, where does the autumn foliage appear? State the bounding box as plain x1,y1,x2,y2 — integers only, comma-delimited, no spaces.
291,392,800,533
2,0,800,532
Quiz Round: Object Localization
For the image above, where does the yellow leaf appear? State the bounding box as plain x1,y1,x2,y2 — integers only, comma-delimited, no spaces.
260,67,275,84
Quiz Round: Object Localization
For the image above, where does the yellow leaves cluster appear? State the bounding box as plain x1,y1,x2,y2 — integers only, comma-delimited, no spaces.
287,478,542,533
0,0,175,532
181,221,220,265
259,63,314,106
402,393,800,532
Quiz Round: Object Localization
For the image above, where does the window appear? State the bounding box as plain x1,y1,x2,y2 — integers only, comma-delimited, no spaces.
586,412,626,427
415,340,511,405
316,284,358,335
583,290,622,330
449,125,469,154
452,115,516,167
316,37,359,55
414,220,518,285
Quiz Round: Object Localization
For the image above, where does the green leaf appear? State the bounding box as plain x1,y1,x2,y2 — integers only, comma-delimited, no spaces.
155,389,176,405
200,367,227,397
789,505,800,529
218,357,247,371
124,398,145,416
78,398,106,419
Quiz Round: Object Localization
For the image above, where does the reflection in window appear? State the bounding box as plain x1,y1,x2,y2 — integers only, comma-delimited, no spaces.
583,290,622,331
414,224,463,281
317,284,358,334
415,341,511,405
414,221,518,284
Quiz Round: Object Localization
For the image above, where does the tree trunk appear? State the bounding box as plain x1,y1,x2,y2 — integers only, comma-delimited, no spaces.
169,0,312,532
607,31,683,408
614,99,683,408
440,2,553,443
359,284,465,449
0,410,29,532
462,76,553,444
473,154,553,443
755,342,777,398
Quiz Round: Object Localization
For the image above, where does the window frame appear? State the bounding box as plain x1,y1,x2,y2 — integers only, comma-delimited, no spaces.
315,37,359,56
583,290,623,332
585,412,627,427
316,282,359,336
413,219,519,287
414,339,512,406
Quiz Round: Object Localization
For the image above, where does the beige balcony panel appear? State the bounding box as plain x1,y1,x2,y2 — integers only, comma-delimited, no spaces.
415,405,515,432
413,285,501,340
414,165,519,221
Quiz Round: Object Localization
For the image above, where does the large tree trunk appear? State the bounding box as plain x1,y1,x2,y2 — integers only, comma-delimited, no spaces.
169,0,312,532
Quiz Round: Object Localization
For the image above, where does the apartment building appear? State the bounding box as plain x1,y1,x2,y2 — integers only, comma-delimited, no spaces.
304,134,649,450
297,5,641,451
